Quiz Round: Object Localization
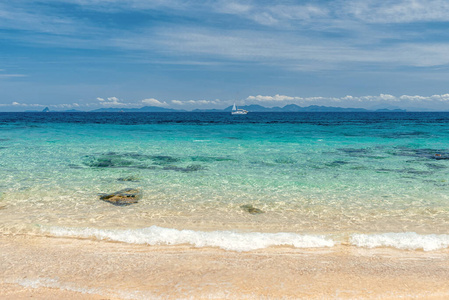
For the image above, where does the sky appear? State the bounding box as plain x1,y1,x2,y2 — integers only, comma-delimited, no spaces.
2,0,449,111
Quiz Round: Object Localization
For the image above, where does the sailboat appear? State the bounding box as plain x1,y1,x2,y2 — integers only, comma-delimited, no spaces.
231,103,248,115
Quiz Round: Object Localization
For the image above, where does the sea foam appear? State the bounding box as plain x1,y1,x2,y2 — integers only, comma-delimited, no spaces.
350,232,449,251
43,225,335,252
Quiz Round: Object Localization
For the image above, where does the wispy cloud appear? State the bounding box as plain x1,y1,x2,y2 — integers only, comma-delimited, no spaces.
344,0,449,23
0,74,26,78
0,69,26,78
140,27,449,70
3,1,449,70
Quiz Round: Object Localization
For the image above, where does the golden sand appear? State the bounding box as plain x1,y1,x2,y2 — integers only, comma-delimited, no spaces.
1,235,449,299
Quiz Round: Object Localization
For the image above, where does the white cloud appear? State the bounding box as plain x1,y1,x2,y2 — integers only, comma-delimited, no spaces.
430,94,449,102
246,93,449,107
48,103,82,108
97,96,125,106
247,94,303,101
9,101,43,107
170,99,222,107
141,98,168,106
171,100,184,105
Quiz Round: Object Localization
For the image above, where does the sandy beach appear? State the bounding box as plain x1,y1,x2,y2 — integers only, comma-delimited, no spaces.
1,234,449,299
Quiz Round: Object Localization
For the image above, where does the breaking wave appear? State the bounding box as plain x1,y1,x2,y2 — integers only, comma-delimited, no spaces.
43,225,335,252
350,232,449,251
41,226,449,252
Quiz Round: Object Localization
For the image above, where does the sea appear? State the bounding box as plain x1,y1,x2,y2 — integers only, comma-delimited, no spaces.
1,111,449,252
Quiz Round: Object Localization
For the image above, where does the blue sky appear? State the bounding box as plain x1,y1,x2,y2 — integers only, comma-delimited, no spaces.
2,0,449,111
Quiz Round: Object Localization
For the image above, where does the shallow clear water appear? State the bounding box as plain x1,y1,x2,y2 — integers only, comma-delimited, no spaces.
1,112,449,250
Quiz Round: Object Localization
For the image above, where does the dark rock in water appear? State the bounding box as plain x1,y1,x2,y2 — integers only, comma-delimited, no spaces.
134,165,157,170
392,147,449,160
326,160,350,167
150,155,180,164
85,156,135,168
380,131,431,139
433,153,449,160
99,188,142,206
84,152,156,169
185,164,206,171
338,148,369,155
68,164,84,169
117,175,140,182
163,164,206,172
403,168,433,175
426,163,447,170
190,156,234,162
240,204,265,215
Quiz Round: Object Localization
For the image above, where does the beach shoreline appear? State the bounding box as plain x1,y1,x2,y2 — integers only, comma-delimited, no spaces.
1,234,449,299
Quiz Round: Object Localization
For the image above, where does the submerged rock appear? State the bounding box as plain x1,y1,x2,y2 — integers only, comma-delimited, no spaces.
117,175,140,182
190,156,234,162
240,204,265,215
68,164,85,169
392,147,449,160
163,164,206,172
84,152,154,169
151,155,180,164
85,156,135,168
99,188,142,206
326,160,350,167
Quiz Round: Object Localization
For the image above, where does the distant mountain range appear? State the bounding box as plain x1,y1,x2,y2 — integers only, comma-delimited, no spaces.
90,104,407,113
30,104,407,113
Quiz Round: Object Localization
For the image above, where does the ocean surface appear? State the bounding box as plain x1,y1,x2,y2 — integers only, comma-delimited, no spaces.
2,112,449,251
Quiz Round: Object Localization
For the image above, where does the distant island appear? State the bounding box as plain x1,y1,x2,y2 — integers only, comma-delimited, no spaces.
30,104,407,113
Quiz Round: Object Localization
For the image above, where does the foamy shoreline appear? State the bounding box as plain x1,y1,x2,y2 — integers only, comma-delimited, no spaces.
1,234,449,299
42,225,449,252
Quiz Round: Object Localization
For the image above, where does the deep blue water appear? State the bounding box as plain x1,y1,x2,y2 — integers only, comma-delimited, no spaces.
3,111,449,125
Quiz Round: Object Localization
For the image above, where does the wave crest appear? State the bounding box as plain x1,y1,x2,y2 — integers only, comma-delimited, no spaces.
43,225,335,252
350,232,449,251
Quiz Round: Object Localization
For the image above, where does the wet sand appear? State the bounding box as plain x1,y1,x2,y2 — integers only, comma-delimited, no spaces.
1,234,449,299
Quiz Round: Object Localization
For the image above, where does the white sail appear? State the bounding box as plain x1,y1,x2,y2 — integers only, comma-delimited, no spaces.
231,102,248,115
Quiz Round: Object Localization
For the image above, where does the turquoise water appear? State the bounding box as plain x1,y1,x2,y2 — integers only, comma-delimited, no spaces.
1,112,449,250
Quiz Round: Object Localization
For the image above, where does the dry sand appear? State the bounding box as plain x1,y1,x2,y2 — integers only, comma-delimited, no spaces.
1,234,449,299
